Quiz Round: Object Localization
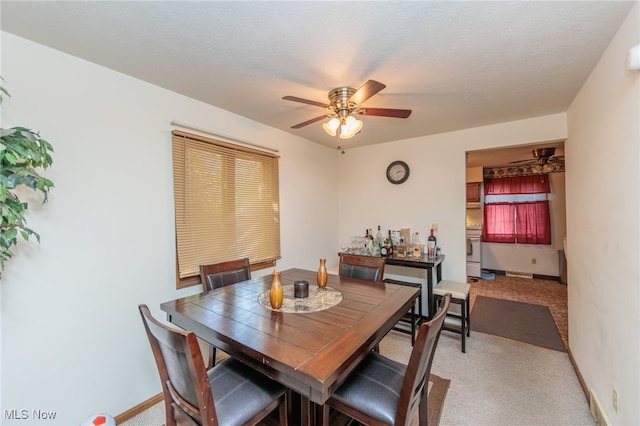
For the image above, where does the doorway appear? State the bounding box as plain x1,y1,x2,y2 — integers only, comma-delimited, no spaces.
465,140,566,280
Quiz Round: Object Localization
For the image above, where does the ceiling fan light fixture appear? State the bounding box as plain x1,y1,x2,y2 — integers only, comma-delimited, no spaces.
322,117,340,136
339,130,353,139
346,115,363,134
338,116,363,139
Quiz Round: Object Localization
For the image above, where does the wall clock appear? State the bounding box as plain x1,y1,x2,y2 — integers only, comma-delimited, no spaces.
386,160,410,184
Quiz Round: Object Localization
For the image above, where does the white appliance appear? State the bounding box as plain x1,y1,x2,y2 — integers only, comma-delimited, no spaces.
466,227,482,277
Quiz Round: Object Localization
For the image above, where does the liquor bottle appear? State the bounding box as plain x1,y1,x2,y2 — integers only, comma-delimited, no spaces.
412,232,422,258
380,231,389,257
387,230,394,256
364,229,370,251
427,228,437,257
376,225,383,247
396,234,407,258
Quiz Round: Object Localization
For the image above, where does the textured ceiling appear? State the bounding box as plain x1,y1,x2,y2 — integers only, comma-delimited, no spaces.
1,1,635,157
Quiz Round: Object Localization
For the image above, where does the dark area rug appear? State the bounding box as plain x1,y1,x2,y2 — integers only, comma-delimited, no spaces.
427,373,450,426
471,296,566,352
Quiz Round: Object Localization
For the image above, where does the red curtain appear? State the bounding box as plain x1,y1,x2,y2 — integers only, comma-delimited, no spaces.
483,201,551,245
515,201,551,244
485,175,550,195
482,203,516,243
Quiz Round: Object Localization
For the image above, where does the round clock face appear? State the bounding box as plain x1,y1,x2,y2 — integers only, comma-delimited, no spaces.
386,161,410,184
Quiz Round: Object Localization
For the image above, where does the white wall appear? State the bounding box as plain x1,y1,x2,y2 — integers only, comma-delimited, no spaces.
566,3,640,424
337,113,567,284
482,172,567,276
0,33,339,425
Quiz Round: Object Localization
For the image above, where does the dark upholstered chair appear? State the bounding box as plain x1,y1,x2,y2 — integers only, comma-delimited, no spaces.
326,294,451,426
339,253,385,282
199,258,251,367
138,304,288,426
199,257,251,292
339,253,386,352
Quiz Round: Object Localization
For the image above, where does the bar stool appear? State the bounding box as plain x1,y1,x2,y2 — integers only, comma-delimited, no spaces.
383,278,423,345
433,280,471,352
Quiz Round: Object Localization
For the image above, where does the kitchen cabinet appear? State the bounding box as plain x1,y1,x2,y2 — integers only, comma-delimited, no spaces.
466,166,483,183
466,182,481,202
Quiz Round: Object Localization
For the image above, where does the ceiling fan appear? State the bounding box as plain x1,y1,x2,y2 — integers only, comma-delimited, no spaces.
282,80,411,139
509,147,564,165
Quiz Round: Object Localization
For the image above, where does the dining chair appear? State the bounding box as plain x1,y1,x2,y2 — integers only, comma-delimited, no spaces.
339,253,387,352
199,257,251,292
199,257,251,367
325,293,451,426
339,253,385,282
138,304,288,426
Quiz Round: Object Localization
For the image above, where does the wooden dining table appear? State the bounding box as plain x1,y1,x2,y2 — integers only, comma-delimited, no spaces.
161,268,419,425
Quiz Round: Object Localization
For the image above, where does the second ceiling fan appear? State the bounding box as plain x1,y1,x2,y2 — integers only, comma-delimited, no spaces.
509,147,565,165
282,80,411,139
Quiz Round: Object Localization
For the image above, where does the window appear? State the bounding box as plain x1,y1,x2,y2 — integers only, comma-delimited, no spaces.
482,176,551,245
172,130,281,288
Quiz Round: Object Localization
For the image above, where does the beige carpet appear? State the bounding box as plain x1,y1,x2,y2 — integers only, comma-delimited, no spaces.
380,328,593,426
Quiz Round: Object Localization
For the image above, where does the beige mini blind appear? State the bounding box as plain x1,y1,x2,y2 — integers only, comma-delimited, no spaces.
172,130,281,285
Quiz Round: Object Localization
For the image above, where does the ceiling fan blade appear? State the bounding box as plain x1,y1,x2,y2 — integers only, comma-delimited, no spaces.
290,115,330,129
282,96,329,109
348,80,386,106
508,158,534,164
357,107,412,118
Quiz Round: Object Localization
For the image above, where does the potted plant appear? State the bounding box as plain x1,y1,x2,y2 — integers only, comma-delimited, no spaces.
0,78,55,277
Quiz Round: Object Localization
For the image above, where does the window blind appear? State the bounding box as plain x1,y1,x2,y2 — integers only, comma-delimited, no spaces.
172,130,281,286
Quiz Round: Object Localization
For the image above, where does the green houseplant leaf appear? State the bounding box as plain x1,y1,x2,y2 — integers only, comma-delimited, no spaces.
0,79,54,277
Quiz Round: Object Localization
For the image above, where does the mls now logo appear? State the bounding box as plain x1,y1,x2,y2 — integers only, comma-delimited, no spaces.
4,409,57,420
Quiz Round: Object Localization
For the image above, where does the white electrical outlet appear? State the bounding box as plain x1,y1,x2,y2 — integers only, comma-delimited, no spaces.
613,389,619,413
431,223,438,232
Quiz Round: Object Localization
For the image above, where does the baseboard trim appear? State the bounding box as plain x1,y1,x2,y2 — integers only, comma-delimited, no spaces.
115,393,163,425
567,347,589,402
483,269,560,282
